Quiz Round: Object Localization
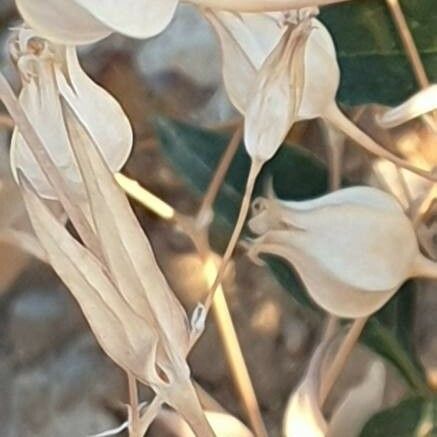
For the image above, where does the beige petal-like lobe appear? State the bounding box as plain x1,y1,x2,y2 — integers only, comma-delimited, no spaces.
205,10,284,113
61,101,190,373
298,19,339,119
75,0,179,39
328,361,386,437
20,176,160,384
283,340,328,437
15,0,110,45
377,85,437,128
244,23,309,161
11,55,77,199
11,46,133,200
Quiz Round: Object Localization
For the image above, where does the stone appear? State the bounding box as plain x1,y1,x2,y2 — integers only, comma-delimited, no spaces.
7,285,81,365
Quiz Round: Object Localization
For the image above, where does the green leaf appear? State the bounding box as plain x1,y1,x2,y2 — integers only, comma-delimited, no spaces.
319,0,437,106
154,118,427,392
360,397,437,436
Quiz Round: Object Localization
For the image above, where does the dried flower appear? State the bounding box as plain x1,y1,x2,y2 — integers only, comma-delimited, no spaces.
15,0,348,45
207,8,434,179
20,98,213,435
10,28,132,199
377,84,437,129
283,338,386,437
248,186,437,318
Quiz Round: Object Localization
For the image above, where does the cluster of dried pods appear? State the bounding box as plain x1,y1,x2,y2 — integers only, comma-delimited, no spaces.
0,0,435,436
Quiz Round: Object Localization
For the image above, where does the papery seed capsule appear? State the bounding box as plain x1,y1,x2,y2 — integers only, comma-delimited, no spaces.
248,186,436,318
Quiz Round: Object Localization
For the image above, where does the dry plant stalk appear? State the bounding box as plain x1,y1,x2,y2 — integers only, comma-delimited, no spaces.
4,0,437,436
205,7,437,312
20,98,214,436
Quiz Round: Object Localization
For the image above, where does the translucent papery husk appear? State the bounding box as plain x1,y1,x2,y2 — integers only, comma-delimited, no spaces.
16,0,179,44
248,187,431,318
283,337,386,437
204,9,286,114
243,17,339,162
11,35,133,199
15,0,111,45
283,339,329,437
377,84,437,129
19,94,212,434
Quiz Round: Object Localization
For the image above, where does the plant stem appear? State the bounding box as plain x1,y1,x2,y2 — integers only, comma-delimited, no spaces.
319,317,368,405
385,0,428,89
127,372,140,437
196,125,243,229
0,72,101,258
0,113,13,129
204,256,268,437
325,103,436,181
204,159,263,311
118,176,267,436
165,381,215,437
385,0,436,131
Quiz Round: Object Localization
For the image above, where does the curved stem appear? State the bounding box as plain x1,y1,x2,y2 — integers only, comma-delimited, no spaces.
196,125,243,229
412,254,437,279
319,317,368,405
205,257,268,437
324,103,437,182
204,159,263,311
166,381,215,437
127,372,140,437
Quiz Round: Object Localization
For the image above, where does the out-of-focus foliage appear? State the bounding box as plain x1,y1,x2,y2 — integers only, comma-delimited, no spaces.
320,0,437,106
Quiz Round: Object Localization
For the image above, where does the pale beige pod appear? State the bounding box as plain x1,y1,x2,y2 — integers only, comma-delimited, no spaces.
10,30,133,199
283,336,386,437
248,186,437,318
15,0,179,44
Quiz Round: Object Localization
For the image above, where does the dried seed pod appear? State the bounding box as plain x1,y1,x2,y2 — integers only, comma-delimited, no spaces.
15,0,346,46
10,29,132,199
248,186,437,318
20,97,213,435
15,0,178,44
208,9,435,180
283,338,386,437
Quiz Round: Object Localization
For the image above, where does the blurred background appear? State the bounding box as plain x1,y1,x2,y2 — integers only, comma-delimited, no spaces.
0,2,436,436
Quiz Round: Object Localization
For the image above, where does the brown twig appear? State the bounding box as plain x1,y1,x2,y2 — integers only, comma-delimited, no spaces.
127,372,140,437
196,125,243,229
385,0,436,131
205,159,263,310
118,172,267,436
319,317,368,405
0,113,14,129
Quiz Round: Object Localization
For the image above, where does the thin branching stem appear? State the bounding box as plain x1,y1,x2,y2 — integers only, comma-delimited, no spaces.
127,372,140,437
196,124,243,229
205,159,263,311
119,174,267,436
319,317,368,405
203,256,268,437
385,0,436,132
0,113,13,129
